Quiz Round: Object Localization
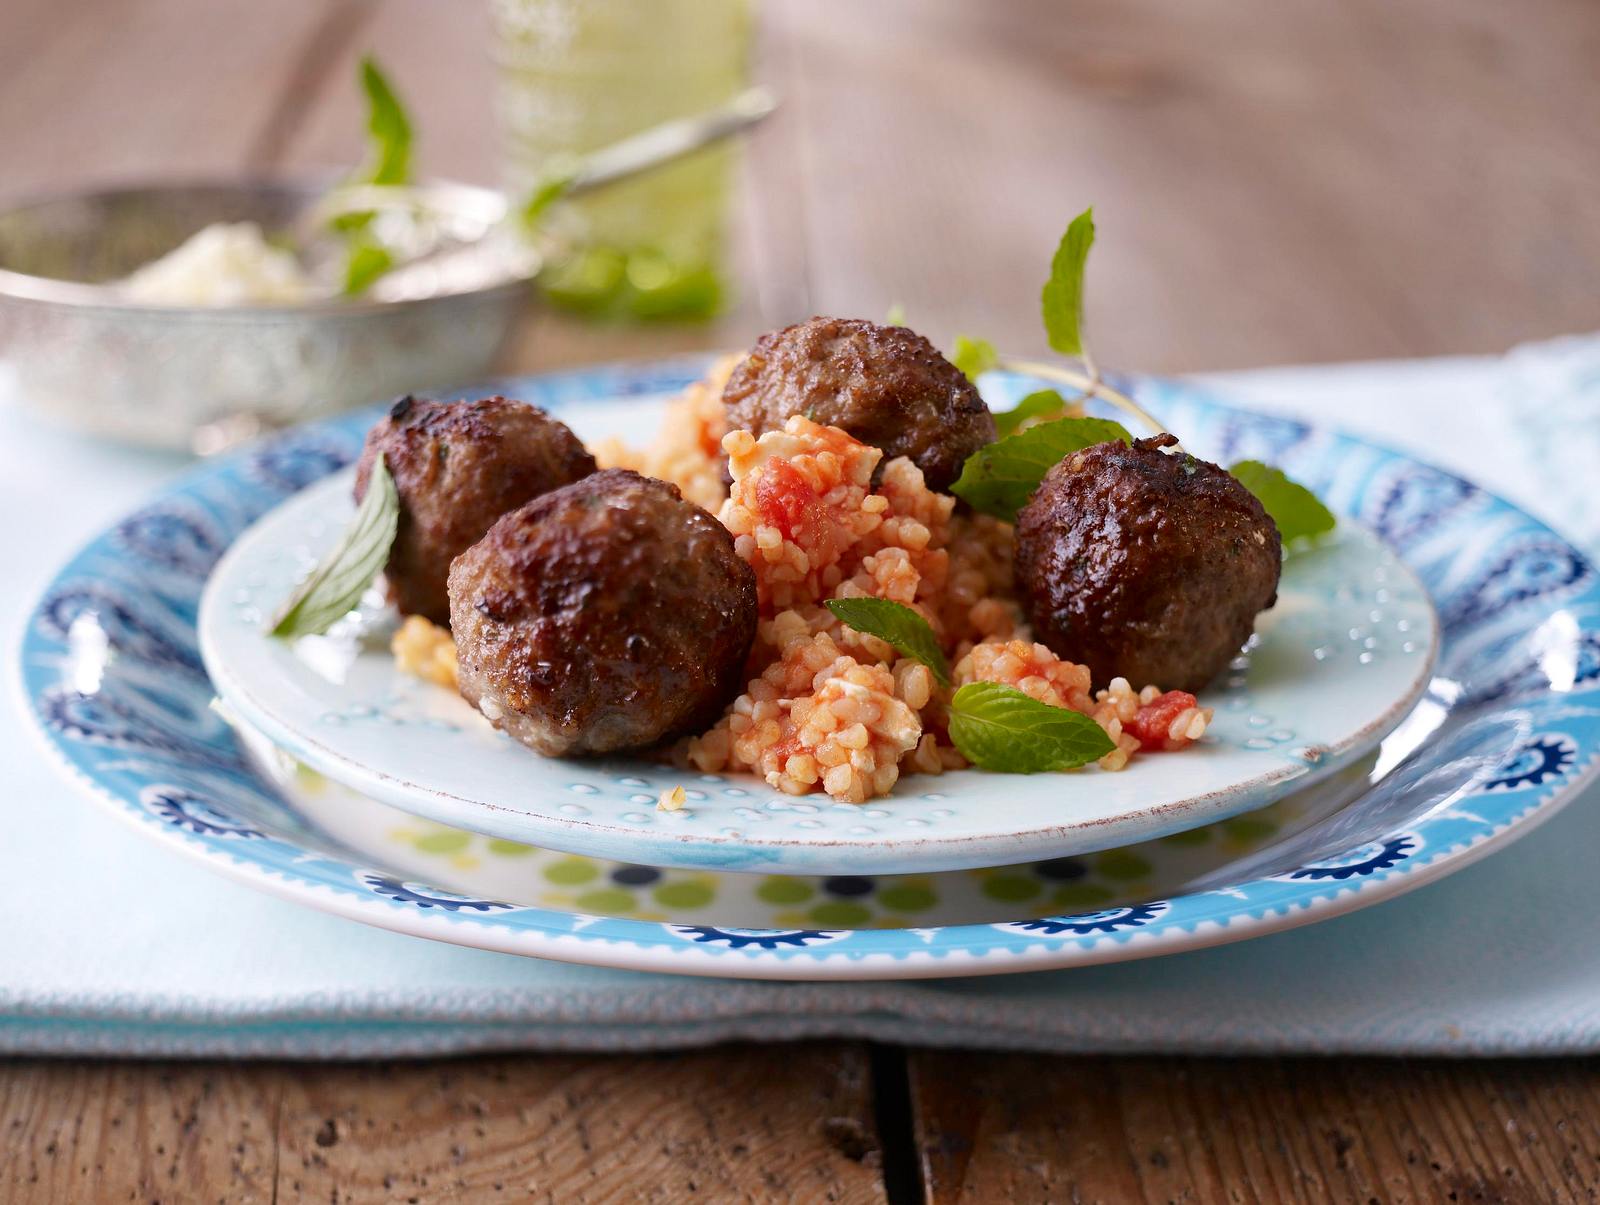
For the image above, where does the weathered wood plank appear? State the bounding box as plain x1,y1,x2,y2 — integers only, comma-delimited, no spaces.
0,0,373,197
274,1046,887,1203
0,1060,279,1205
777,0,1600,369
908,1053,1600,1203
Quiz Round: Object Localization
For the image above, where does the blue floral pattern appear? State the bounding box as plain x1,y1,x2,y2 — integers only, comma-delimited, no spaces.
359,875,514,913
1277,835,1421,881
669,926,846,950
16,364,1600,975
999,902,1170,936
141,787,265,839
1481,735,1578,792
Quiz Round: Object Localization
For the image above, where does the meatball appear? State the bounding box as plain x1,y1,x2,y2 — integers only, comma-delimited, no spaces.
721,316,996,492
354,395,596,625
1014,434,1282,692
448,469,757,757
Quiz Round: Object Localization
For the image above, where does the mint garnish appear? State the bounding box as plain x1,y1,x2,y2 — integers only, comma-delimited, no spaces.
270,454,400,638
949,416,1132,521
948,682,1116,772
825,598,950,686
1229,460,1337,544
992,388,1077,439
951,335,999,383
1041,208,1094,357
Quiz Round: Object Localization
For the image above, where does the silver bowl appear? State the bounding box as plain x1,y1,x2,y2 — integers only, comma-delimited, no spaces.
0,180,534,451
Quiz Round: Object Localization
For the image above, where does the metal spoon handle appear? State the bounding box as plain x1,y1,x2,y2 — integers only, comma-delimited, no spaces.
566,86,778,194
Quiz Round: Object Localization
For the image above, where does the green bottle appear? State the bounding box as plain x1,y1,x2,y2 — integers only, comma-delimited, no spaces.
490,0,753,320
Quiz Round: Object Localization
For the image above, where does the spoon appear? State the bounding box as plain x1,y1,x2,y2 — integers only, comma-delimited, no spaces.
302,86,779,299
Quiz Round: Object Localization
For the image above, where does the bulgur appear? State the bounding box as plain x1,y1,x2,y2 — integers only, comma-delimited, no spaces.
394,366,1214,804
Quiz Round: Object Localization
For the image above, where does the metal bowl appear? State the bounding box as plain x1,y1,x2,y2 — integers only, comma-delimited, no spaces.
0,180,533,451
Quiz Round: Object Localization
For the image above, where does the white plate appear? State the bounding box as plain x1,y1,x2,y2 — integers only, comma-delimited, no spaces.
198,389,1437,875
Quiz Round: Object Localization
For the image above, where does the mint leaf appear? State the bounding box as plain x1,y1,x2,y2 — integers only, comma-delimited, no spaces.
883,302,907,327
270,454,400,637
825,598,950,686
992,389,1077,439
521,161,579,229
342,236,393,296
1229,460,1337,544
951,334,999,382
949,416,1132,521
949,682,1116,772
358,56,413,186
332,58,415,295
1041,208,1094,356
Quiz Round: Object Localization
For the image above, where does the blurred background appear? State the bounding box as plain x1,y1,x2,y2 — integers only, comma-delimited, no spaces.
5,0,1596,387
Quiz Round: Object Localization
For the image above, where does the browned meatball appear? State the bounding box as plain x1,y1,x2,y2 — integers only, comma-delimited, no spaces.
722,317,996,491
354,395,597,625
1014,434,1282,692
448,469,757,757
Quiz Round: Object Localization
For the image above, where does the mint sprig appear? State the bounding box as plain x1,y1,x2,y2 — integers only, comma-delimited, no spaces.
1041,208,1095,357
333,57,415,295
949,416,1132,521
951,334,999,383
270,455,400,638
992,388,1076,439
825,598,950,686
341,236,394,296
1229,460,1337,544
948,682,1116,772
357,56,413,186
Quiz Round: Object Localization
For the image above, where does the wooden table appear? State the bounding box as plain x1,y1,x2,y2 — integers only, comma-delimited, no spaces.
4,1,1599,1199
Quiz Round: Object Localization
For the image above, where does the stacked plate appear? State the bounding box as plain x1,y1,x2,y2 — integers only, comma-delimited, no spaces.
21,360,1600,979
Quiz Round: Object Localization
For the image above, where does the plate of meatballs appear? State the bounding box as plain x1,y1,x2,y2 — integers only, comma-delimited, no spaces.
28,327,1600,976
197,318,1437,875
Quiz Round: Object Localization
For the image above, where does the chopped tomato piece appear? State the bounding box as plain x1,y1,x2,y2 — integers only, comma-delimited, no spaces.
752,458,824,543
1128,690,1199,750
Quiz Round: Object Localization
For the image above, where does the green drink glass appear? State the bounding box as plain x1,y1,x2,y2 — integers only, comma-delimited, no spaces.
489,0,754,321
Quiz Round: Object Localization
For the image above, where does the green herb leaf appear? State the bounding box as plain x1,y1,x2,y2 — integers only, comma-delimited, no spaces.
883,302,907,327
357,56,413,187
270,454,400,638
1228,459,1337,544
341,235,394,296
951,334,999,382
1041,208,1095,357
520,160,579,229
825,598,950,686
948,682,1116,772
992,388,1078,439
949,416,1132,520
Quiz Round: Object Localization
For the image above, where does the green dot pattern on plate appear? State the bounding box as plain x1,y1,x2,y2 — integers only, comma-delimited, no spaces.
544,858,600,886
653,881,715,909
877,884,937,913
413,831,471,854
757,877,815,905
982,875,1042,903
1052,882,1116,908
1094,851,1153,881
574,888,636,914
487,838,535,857
809,901,872,927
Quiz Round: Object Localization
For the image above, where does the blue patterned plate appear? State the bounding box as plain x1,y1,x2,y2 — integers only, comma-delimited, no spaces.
196,383,1435,875
18,360,1600,979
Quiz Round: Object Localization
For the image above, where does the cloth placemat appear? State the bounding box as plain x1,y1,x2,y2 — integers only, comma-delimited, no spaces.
3,336,1597,1059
